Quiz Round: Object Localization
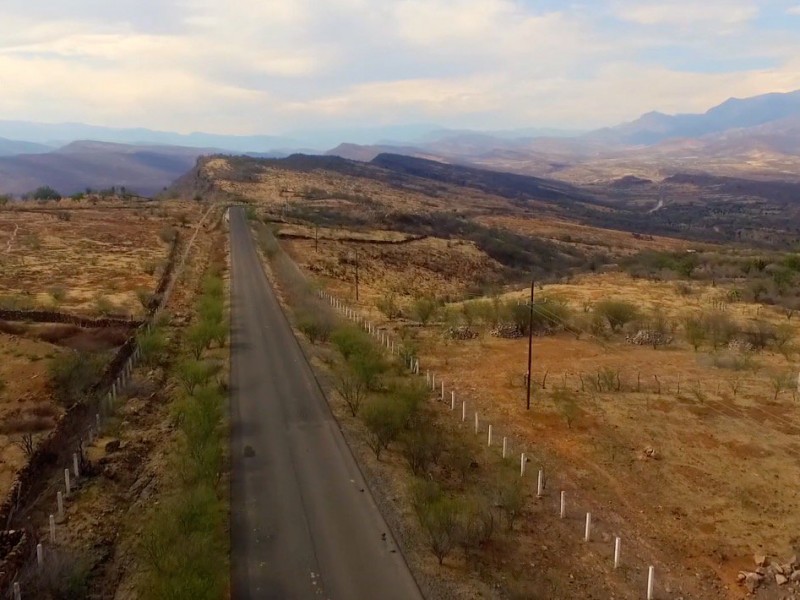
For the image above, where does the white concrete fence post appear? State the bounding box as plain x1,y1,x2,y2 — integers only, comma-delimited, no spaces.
450,391,455,411
487,424,492,447
461,401,466,422
502,437,507,459
49,514,56,543
431,373,436,391
13,582,20,600
474,412,479,434
441,381,444,401
560,491,566,518
537,469,544,498
614,537,621,569
584,512,592,542
647,566,655,599
73,453,80,478
520,453,526,477
57,491,64,520
64,469,71,496
37,543,43,569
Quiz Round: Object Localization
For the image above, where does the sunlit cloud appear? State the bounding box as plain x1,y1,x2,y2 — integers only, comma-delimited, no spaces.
0,0,797,136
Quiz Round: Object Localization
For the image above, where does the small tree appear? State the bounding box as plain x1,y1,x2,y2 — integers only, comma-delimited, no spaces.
418,496,460,565
351,352,386,391
187,322,214,359
411,297,438,326
331,327,371,361
177,360,215,395
771,372,794,401
48,351,104,406
361,397,403,459
595,300,638,333
684,316,706,351
551,386,579,429
136,288,155,311
494,474,525,531
334,368,368,417
456,495,495,564
32,186,61,201
401,423,443,475
377,293,402,319
138,328,167,367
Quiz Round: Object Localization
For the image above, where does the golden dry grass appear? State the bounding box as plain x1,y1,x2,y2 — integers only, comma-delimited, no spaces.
0,333,64,498
0,202,203,316
395,273,800,595
284,234,505,303
476,214,702,256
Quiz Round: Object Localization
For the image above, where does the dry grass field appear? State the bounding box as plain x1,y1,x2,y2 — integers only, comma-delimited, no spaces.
211,154,800,597
329,266,798,597
476,215,701,256
0,200,205,503
0,333,62,498
0,201,203,316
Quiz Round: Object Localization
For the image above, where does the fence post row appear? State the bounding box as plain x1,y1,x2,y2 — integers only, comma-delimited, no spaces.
324,293,659,599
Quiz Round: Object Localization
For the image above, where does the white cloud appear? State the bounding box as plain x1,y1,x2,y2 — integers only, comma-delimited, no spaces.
787,4,800,14
615,0,759,27
0,0,797,135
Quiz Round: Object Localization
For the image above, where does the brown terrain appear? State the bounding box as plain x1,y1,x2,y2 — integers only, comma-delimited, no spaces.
202,153,800,600
0,197,230,599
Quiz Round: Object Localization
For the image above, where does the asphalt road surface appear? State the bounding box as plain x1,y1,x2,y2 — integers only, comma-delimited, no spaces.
229,207,423,600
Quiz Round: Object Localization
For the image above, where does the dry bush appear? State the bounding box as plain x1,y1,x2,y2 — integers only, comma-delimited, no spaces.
0,410,54,435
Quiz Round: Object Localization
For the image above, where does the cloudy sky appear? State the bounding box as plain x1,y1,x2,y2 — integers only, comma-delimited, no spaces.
1,0,800,135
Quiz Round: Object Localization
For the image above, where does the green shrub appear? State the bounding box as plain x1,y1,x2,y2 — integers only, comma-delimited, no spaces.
361,396,404,459
331,326,372,361
177,360,217,395
595,300,638,333
48,351,104,406
411,297,438,325
138,484,226,600
138,327,168,366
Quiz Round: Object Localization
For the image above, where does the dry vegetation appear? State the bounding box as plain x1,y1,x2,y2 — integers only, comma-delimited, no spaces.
0,199,205,508
214,154,800,599
0,200,203,317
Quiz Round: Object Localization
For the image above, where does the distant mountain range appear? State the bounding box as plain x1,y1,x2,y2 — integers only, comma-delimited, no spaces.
0,137,53,157
0,141,210,196
327,90,800,182
587,90,800,146
0,89,798,196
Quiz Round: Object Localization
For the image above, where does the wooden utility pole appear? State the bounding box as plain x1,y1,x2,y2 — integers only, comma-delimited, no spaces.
355,249,360,302
526,279,534,410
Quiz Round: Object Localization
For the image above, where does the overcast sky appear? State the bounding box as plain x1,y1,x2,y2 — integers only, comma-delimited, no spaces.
1,0,799,135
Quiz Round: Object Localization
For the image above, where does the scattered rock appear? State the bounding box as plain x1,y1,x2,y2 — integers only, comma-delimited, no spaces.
104,439,121,453
744,572,762,593
444,326,478,340
728,338,754,352
490,324,524,339
776,573,788,586
755,554,768,568
790,570,800,583
625,330,673,347
642,447,658,460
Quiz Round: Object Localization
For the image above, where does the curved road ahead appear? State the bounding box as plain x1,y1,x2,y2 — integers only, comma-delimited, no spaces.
229,207,423,600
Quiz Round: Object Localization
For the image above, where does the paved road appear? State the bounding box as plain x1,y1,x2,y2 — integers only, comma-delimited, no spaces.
229,207,423,600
